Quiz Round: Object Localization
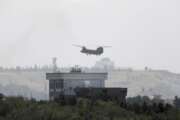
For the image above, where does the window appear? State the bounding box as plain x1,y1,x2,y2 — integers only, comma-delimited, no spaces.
50,80,55,89
55,79,64,89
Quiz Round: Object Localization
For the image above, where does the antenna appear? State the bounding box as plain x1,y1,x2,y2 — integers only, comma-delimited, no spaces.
52,57,58,72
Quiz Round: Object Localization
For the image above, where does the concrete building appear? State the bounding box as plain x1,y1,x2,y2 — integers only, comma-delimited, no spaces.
46,72,108,100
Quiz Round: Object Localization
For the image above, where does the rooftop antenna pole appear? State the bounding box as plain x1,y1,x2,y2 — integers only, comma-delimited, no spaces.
52,57,57,72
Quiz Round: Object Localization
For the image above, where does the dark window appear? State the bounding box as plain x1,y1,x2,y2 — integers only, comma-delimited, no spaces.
50,80,55,89
56,79,64,89
50,91,54,97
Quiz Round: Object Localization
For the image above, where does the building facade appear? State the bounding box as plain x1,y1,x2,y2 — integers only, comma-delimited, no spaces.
46,72,108,100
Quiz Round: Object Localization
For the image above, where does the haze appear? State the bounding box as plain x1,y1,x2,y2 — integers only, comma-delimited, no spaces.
0,0,180,73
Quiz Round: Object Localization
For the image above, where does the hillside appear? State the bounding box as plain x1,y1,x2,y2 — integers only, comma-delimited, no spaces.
107,70,180,99
0,69,180,99
0,71,48,100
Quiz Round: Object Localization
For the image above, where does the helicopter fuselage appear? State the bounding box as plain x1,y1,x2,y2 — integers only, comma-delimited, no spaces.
81,47,103,55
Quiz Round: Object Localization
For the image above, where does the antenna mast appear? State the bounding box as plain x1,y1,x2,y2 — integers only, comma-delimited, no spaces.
52,57,58,72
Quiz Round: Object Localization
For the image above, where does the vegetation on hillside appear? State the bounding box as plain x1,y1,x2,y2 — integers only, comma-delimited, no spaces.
0,94,180,120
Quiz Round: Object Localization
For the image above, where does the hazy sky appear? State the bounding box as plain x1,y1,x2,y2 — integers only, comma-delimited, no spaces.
0,0,180,73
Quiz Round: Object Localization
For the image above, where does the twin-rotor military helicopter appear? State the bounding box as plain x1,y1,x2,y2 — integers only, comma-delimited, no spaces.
73,44,111,56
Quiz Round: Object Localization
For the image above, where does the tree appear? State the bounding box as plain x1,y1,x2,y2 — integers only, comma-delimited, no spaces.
0,93,4,100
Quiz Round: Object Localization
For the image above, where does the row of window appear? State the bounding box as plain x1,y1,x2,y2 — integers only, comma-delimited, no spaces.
49,79,64,89
49,79,105,90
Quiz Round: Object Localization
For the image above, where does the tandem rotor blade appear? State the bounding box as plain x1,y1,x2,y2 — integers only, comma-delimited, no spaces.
100,46,112,48
72,44,85,48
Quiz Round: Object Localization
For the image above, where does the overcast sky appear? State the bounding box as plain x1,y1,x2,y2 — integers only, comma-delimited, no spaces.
0,0,180,73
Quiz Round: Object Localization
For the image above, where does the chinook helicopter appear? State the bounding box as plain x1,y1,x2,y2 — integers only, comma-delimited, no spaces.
73,44,111,56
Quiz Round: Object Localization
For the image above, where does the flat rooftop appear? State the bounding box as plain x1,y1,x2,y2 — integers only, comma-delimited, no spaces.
46,72,108,80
